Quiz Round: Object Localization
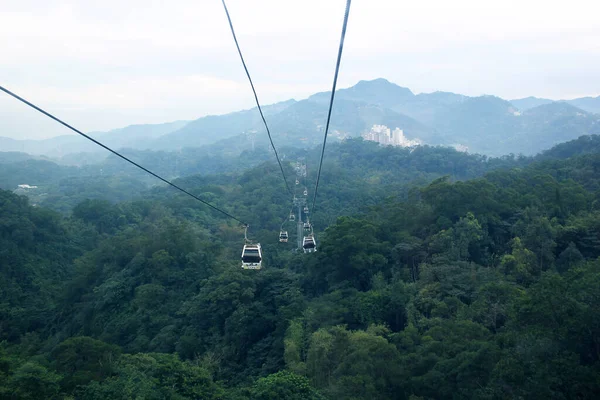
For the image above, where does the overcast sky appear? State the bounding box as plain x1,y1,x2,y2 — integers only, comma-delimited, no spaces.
1,0,600,140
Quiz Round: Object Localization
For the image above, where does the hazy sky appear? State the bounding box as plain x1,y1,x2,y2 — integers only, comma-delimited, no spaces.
1,0,600,139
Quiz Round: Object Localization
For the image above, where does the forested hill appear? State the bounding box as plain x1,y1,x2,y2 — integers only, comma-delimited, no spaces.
0,138,526,214
1,136,600,398
537,134,600,160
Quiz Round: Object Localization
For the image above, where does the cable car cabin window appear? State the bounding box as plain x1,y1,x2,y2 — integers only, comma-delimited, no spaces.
242,249,261,262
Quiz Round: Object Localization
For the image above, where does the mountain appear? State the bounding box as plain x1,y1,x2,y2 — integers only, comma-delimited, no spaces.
391,91,468,126
0,120,189,158
567,96,600,114
150,100,297,150
293,81,600,155
424,95,520,151
518,102,600,152
537,134,600,159
265,98,432,145
308,78,415,107
4,79,600,159
153,95,433,150
95,120,189,148
510,96,554,110
0,151,42,164
511,96,600,114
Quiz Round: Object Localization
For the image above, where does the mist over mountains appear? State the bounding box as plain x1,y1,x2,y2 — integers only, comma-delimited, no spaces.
2,78,599,158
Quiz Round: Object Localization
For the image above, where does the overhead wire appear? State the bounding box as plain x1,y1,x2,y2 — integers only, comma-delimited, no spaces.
311,0,352,212
220,0,293,196
0,85,249,227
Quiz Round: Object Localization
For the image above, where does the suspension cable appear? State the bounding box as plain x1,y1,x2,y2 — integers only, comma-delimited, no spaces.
311,0,352,212
0,85,248,227
221,0,293,196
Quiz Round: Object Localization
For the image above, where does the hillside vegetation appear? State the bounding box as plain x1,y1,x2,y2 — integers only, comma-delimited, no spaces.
1,139,527,215
1,137,599,399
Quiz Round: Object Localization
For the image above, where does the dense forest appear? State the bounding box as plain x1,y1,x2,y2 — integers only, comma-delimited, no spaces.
1,137,600,399
0,138,527,215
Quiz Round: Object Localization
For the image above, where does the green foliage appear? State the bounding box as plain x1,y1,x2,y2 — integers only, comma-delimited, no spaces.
8,361,62,400
51,337,121,391
80,353,223,400
2,138,600,399
250,370,324,400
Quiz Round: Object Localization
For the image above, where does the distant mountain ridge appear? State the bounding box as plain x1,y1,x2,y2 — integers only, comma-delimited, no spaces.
510,95,600,113
2,79,600,157
0,120,189,158
509,97,554,111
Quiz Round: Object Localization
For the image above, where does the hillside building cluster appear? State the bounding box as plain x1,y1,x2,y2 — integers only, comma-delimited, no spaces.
362,125,421,147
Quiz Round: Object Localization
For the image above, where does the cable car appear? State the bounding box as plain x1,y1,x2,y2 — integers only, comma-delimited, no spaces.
242,243,262,269
279,231,288,243
303,235,317,253
304,206,309,214
295,179,299,185
303,221,311,230
303,188,308,196
289,212,295,221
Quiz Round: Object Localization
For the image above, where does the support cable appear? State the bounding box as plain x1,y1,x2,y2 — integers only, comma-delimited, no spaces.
311,0,352,212
0,85,248,227
221,0,293,196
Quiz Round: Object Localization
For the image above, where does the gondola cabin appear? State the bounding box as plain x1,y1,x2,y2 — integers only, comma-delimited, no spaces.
279,231,288,242
303,206,309,214
303,235,317,253
303,188,308,196
241,243,262,269
289,213,295,221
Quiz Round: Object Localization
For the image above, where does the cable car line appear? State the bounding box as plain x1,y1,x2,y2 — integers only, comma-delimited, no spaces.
0,85,249,227
311,0,352,212
221,0,293,196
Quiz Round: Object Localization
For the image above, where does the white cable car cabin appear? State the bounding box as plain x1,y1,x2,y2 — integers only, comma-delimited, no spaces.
304,206,309,214
295,179,299,185
303,222,311,230
241,243,262,269
279,231,288,242
303,235,317,253
289,213,295,221
303,188,308,196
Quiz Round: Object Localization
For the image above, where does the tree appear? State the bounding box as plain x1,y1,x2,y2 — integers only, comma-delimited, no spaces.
81,353,224,400
51,337,121,392
305,326,402,400
501,237,538,284
250,370,324,400
9,361,62,400
556,242,584,273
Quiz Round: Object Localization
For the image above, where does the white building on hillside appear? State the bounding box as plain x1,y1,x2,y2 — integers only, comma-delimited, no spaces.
362,125,421,147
